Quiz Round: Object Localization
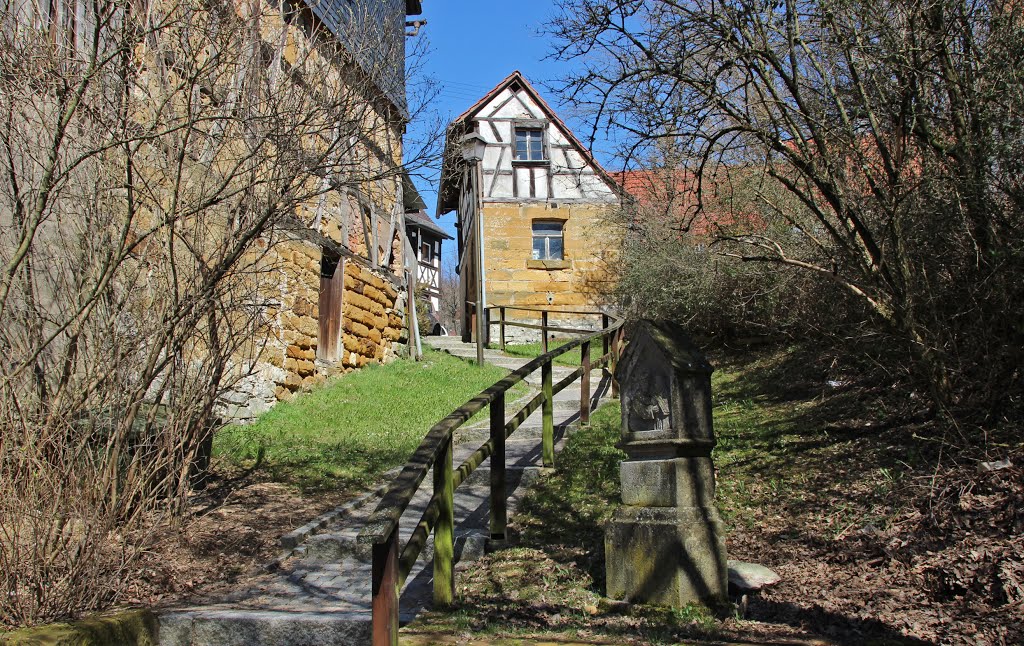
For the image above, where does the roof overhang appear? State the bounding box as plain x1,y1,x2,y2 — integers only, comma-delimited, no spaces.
403,173,428,212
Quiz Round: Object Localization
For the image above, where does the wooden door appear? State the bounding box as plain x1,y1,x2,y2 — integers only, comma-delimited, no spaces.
318,252,344,361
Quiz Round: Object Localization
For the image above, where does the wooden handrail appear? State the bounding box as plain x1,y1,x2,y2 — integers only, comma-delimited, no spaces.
359,308,624,645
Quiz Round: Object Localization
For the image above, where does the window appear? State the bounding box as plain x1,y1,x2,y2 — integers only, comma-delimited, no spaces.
514,128,545,161
532,221,564,260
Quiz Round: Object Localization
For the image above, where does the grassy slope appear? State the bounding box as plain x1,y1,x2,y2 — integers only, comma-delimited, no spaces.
214,349,525,491
406,402,724,645
502,339,583,366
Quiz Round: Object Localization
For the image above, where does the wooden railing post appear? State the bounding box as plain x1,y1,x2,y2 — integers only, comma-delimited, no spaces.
433,435,454,607
489,391,506,540
611,327,623,398
499,306,506,351
542,360,554,468
602,314,610,356
581,340,591,426
541,310,549,354
371,528,399,646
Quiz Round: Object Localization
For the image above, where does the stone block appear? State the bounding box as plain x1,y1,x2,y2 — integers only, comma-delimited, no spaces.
343,319,370,339
345,261,361,278
344,304,374,328
281,312,318,338
347,292,373,313
359,339,376,357
382,283,397,300
373,315,387,330
605,506,728,606
282,373,303,390
343,274,361,292
343,335,361,354
296,359,316,375
363,284,384,304
620,457,718,508
293,298,311,317
286,344,305,359
358,267,376,284
364,299,385,317
367,328,381,344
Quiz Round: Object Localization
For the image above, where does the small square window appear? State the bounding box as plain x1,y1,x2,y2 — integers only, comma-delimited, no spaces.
532,221,564,260
514,128,545,161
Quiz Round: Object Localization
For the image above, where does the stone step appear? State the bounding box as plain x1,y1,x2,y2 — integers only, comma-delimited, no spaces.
160,607,374,646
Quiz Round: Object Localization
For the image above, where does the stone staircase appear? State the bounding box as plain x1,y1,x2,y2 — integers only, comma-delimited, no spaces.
158,337,614,645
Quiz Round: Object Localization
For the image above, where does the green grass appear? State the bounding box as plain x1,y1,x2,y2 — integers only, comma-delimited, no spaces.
214,348,526,491
501,338,584,366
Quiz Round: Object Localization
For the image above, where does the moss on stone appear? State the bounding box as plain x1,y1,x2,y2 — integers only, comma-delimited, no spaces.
0,610,157,645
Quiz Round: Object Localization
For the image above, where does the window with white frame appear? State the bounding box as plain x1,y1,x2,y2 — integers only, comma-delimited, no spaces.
514,127,545,161
532,221,564,260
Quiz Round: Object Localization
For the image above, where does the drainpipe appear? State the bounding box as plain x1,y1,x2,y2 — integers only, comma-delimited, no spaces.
476,159,487,347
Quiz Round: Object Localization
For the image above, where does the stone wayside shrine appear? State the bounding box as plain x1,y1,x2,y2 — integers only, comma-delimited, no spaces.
605,320,729,606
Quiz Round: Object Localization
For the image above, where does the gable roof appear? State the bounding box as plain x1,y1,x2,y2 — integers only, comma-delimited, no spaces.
613,168,766,236
437,71,618,214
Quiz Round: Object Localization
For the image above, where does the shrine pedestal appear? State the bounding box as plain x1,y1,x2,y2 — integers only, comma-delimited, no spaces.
605,321,728,606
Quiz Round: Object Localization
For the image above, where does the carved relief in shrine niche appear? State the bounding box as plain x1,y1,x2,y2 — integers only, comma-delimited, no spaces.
628,367,672,432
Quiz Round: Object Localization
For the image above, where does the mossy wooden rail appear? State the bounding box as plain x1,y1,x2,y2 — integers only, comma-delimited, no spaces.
357,308,623,645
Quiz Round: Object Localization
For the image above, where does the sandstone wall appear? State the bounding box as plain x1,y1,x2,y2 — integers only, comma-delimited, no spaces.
211,2,410,423
480,201,618,344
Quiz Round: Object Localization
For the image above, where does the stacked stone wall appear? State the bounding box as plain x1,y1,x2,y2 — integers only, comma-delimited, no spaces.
340,260,406,369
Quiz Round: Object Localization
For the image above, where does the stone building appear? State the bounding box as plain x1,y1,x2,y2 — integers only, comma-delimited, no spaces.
212,0,429,420
436,71,620,343
1,0,429,424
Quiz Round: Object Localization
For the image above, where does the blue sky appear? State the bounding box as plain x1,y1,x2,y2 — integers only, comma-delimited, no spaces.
404,1,612,266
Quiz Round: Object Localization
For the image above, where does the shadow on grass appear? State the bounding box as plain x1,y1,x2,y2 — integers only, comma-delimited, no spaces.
710,342,949,537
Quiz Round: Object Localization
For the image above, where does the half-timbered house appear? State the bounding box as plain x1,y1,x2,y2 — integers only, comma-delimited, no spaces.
437,71,620,342
405,209,452,316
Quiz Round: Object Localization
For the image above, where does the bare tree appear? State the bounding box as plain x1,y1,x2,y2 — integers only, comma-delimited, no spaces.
0,0,436,626
437,255,460,335
551,0,1024,411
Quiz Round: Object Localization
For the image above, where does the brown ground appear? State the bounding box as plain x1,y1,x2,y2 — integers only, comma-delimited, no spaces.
406,344,1022,645
714,346,1023,645
123,470,352,608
